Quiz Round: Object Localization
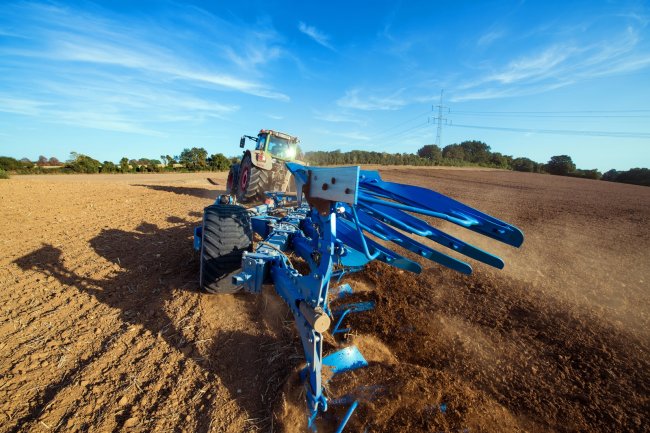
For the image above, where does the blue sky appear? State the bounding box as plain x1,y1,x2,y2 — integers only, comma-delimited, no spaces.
1,0,649,171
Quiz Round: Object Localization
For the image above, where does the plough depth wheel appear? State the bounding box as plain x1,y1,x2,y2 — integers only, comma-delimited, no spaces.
199,204,252,294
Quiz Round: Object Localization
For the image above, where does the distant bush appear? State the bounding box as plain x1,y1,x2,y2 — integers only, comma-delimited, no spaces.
511,157,536,172
0,156,33,171
64,152,101,173
208,153,231,171
568,169,602,180
545,155,576,176
417,144,442,162
0,168,8,179
602,167,650,187
100,161,118,173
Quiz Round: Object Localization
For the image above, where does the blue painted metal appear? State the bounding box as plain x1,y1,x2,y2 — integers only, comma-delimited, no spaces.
332,301,376,334
334,400,359,433
193,226,202,251
194,163,524,432
323,346,369,373
330,283,353,299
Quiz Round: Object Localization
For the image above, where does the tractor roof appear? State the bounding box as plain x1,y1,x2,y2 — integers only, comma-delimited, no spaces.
259,129,299,143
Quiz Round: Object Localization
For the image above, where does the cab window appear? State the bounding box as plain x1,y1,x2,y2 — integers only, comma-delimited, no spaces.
256,135,267,151
268,136,291,157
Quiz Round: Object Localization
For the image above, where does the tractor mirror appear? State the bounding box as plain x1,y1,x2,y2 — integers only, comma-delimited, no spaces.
239,137,246,148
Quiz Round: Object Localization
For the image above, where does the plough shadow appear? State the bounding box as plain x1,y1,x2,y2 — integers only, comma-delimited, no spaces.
13,214,291,432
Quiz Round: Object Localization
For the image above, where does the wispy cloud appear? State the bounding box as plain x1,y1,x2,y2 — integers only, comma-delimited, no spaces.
315,128,371,141
0,94,166,136
337,89,407,111
313,110,366,125
0,2,288,135
454,24,650,102
477,30,506,47
487,44,575,84
0,97,52,116
298,21,335,50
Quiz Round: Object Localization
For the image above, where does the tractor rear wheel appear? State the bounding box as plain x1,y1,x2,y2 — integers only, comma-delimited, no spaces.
237,154,269,202
200,204,252,294
226,163,240,196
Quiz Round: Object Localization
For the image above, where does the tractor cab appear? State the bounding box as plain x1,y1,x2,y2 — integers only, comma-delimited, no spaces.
255,130,299,161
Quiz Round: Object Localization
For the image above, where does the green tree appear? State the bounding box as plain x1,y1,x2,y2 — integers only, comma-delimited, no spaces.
0,156,22,171
100,161,117,173
207,153,231,171
179,147,208,170
545,155,576,176
512,157,536,172
416,144,442,162
615,168,650,186
602,169,619,182
459,140,491,163
442,144,465,160
119,157,130,173
164,155,176,170
65,152,101,173
145,159,162,172
19,158,34,169
489,152,510,169
569,169,601,180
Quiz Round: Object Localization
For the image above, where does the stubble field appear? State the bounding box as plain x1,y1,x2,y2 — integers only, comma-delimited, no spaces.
1,168,648,432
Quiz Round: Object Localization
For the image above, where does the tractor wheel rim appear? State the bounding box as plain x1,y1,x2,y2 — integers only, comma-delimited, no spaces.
240,167,249,190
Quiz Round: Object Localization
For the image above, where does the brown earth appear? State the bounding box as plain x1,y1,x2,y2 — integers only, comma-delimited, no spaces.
1,169,649,432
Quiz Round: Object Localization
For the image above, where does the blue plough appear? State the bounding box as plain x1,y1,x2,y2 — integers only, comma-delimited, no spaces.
193,163,524,431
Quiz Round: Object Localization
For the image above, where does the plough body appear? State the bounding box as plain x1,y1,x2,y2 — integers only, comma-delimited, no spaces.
194,164,523,431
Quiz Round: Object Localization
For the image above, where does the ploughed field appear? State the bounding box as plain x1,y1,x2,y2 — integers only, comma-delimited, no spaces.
0,168,648,433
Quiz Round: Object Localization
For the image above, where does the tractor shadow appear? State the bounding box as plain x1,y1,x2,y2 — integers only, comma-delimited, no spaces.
132,184,225,199
13,215,295,432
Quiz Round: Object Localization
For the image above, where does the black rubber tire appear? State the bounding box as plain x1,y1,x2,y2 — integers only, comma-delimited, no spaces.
237,153,269,202
226,164,240,195
200,205,252,294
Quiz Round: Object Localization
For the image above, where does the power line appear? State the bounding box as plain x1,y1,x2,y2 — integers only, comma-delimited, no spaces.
369,110,430,137
452,109,650,114
379,121,430,141
451,112,650,119
448,122,650,139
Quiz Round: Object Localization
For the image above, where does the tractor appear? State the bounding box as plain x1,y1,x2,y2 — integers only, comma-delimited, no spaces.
227,129,302,202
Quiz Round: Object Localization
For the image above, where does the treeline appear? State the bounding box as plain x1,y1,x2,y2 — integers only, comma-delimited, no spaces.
0,147,233,175
305,141,528,169
305,140,649,187
1,140,648,187
601,168,650,187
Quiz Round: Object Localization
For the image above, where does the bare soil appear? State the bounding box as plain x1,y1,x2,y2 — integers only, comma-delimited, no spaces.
1,169,648,432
